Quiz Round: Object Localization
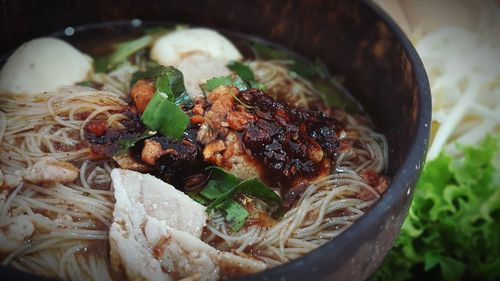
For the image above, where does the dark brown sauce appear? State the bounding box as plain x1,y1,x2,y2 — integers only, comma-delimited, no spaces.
238,89,342,189
85,110,146,156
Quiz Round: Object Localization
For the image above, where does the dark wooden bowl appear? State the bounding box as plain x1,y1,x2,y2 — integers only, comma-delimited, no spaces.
0,0,431,280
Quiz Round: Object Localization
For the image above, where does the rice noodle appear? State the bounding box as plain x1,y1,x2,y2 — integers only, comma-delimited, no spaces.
0,86,122,280
202,80,387,263
0,59,388,280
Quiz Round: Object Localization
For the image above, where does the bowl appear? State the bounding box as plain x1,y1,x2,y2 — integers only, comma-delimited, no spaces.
0,0,431,280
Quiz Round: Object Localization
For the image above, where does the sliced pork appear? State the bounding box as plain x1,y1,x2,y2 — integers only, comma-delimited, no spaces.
109,169,266,281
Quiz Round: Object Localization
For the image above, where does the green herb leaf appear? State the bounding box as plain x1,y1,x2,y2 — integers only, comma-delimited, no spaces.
201,75,254,108
140,92,189,140
132,66,192,106
109,35,153,68
232,178,282,207
97,26,176,71
203,74,249,92
108,28,171,69
134,66,192,140
223,199,249,231
200,167,240,201
94,56,110,73
186,191,211,205
115,130,156,156
76,80,94,87
227,61,265,90
371,136,500,281
252,42,359,111
253,42,289,60
203,167,281,211
192,166,283,231
144,26,172,36
252,42,328,80
313,79,360,113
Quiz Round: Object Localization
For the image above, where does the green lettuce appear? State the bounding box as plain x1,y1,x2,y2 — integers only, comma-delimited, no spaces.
372,136,500,281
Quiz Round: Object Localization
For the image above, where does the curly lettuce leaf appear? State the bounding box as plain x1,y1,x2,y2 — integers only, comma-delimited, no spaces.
372,136,500,281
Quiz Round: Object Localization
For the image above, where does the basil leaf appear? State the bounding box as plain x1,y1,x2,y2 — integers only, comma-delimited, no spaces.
200,167,239,200
190,167,283,231
223,199,249,231
234,178,282,207
227,61,254,81
203,167,282,212
204,75,249,92
186,191,211,205
131,66,191,106
114,130,156,156
154,74,175,102
227,61,265,90
207,177,281,211
140,92,189,140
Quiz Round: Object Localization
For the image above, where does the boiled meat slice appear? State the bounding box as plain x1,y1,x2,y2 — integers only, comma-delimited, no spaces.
109,169,266,281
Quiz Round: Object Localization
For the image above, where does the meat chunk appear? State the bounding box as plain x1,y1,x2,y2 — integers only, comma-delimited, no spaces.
0,169,22,190
0,216,35,253
110,169,265,281
131,79,155,113
87,84,342,200
203,139,226,166
113,154,151,172
146,222,266,280
222,132,260,179
195,87,341,189
23,157,78,185
111,169,207,237
141,139,166,165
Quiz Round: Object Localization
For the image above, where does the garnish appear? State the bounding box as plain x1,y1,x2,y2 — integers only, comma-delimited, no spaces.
313,79,360,113
140,92,189,140
252,42,328,79
227,61,265,90
203,74,249,92
76,80,94,87
194,167,282,231
372,136,500,281
109,35,154,69
115,130,156,155
252,42,359,112
201,75,254,109
96,26,185,72
138,66,192,140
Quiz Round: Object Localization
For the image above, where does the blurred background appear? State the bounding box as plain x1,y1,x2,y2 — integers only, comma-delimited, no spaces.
372,1,499,280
